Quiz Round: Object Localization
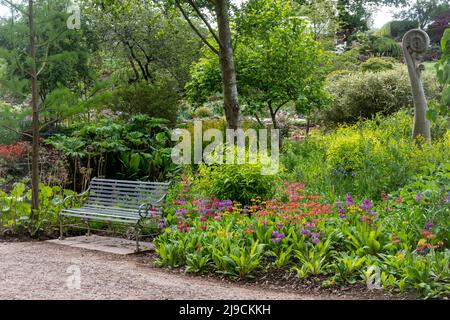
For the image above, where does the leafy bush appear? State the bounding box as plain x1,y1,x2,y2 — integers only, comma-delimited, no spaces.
111,76,179,125
0,182,78,236
371,36,402,58
361,57,395,72
376,20,418,41
197,163,274,205
48,115,178,185
191,106,214,119
355,33,403,59
322,66,441,125
330,48,361,72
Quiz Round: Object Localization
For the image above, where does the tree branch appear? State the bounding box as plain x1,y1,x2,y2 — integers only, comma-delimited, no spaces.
175,0,219,55
275,100,290,114
186,0,223,48
36,43,50,77
1,125,33,139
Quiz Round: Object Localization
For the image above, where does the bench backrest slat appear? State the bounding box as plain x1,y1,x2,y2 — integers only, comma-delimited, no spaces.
87,178,169,210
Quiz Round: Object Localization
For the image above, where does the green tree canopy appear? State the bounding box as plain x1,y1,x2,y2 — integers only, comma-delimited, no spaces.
187,0,330,129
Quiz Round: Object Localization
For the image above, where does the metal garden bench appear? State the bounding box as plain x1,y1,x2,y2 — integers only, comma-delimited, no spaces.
59,177,170,252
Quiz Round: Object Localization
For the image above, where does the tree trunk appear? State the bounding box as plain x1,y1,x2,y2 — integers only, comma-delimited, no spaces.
306,117,310,137
29,0,40,227
268,102,278,129
214,0,241,129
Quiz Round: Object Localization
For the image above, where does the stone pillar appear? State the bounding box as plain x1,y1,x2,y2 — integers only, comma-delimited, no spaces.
402,29,431,142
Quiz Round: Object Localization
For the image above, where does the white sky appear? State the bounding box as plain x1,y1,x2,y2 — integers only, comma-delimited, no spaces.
372,5,402,29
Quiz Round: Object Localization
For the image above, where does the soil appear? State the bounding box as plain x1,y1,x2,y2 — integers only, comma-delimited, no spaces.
0,240,416,300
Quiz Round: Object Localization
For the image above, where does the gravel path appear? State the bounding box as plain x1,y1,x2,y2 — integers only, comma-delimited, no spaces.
0,241,320,300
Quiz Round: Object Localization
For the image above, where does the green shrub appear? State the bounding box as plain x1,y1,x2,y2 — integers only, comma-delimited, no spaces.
361,57,395,72
375,21,418,41
322,66,441,125
330,48,361,72
197,163,274,205
371,36,402,58
111,75,179,125
191,106,214,119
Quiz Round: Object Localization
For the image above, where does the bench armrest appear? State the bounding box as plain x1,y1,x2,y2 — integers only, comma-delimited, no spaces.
138,193,168,219
63,188,90,209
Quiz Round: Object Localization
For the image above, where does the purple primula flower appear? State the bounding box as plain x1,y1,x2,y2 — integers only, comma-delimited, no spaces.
272,237,281,243
338,209,346,214
304,221,315,229
158,219,166,229
312,237,320,244
272,230,280,238
415,192,423,202
340,214,347,219
360,199,373,212
335,199,344,207
278,233,285,239
301,229,311,237
425,221,434,230
346,194,354,207
311,232,321,238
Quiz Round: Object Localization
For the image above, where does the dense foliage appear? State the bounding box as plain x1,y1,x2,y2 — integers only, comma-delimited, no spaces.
283,111,449,199
322,66,440,125
48,115,178,187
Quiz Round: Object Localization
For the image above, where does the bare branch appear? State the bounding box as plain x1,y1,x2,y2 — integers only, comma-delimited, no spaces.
1,125,33,139
275,100,290,114
175,0,219,55
39,119,58,131
36,44,50,77
186,0,223,48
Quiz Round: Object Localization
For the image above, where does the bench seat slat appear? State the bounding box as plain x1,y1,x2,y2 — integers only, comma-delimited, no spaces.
61,212,139,224
81,205,160,215
82,204,140,213
86,201,164,210
62,208,140,218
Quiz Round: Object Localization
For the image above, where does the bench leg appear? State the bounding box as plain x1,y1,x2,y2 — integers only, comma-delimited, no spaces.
84,219,91,236
135,225,141,253
59,215,65,240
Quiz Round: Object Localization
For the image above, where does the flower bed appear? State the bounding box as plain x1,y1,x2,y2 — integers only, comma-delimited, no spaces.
155,180,450,299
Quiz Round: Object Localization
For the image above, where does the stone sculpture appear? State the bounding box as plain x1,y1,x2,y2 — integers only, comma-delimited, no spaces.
402,29,431,141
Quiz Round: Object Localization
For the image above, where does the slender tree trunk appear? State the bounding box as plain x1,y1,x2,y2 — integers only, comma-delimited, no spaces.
268,102,278,129
29,0,40,227
305,117,311,137
215,0,241,129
